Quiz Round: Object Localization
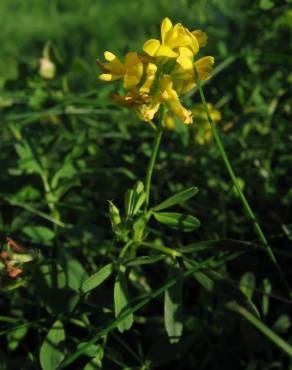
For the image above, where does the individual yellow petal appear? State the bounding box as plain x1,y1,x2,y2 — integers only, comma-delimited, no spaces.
143,39,161,56
159,74,175,100
125,52,141,67
192,30,208,47
140,63,157,93
194,56,215,80
123,52,144,89
104,51,117,62
155,45,178,58
161,17,173,44
168,97,193,124
137,100,161,122
124,74,139,89
184,28,199,55
167,33,192,49
164,23,180,46
176,47,194,71
99,73,123,81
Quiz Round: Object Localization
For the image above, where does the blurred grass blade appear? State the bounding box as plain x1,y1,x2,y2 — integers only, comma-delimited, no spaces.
227,302,292,357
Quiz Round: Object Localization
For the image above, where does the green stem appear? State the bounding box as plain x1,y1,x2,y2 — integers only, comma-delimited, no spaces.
195,74,290,294
119,240,134,259
144,105,165,210
140,241,182,258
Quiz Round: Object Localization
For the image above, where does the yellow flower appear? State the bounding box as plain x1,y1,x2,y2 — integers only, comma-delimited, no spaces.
160,75,192,124
194,56,215,81
143,17,204,59
97,51,143,89
112,74,192,124
139,63,158,93
192,30,208,47
172,49,215,94
97,18,214,126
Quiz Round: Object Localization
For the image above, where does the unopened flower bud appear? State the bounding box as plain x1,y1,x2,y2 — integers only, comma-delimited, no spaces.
39,58,56,79
108,201,121,228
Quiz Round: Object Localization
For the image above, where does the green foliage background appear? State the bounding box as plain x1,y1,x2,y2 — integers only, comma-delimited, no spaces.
0,0,291,369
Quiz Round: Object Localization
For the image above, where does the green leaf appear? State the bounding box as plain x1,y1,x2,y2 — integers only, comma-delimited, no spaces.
77,342,103,358
273,315,291,334
7,326,28,351
51,163,77,189
60,252,88,292
114,268,133,333
153,187,198,211
81,263,113,294
261,278,272,317
124,181,145,217
82,344,104,369
83,356,102,370
125,255,164,267
33,263,79,314
40,320,65,370
180,239,256,253
239,272,256,301
259,0,274,9
164,263,183,343
23,225,55,243
132,191,146,215
153,212,200,232
133,213,151,242
124,189,135,217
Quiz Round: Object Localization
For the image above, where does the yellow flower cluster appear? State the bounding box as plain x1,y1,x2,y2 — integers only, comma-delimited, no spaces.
97,18,214,124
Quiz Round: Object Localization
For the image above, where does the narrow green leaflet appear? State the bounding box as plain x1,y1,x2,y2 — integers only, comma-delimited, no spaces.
40,320,65,370
23,225,55,243
152,187,198,211
153,212,200,232
273,315,291,334
239,271,256,301
81,263,113,294
132,191,146,215
124,189,135,217
114,268,133,333
125,255,164,267
124,181,145,217
60,251,88,292
164,263,183,344
83,356,102,370
262,278,272,317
